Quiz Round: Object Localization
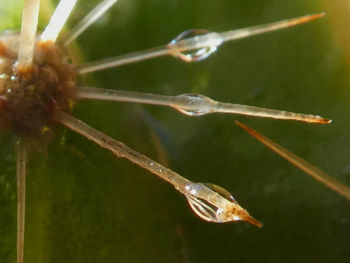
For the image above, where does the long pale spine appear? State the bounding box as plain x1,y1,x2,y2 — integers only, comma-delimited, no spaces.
76,86,331,123
236,121,350,201
54,111,261,226
63,0,118,46
78,13,324,74
54,111,191,191
40,0,78,42
16,0,40,71
16,140,27,263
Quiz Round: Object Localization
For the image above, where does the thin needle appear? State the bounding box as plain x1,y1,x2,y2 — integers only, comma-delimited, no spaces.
76,86,331,124
78,46,168,74
15,0,40,71
218,13,325,43
78,13,325,74
54,111,261,226
16,140,27,263
236,121,350,201
62,0,118,46
40,0,78,42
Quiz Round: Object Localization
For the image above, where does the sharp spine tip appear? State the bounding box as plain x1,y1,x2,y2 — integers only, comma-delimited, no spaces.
321,118,333,124
312,12,326,17
245,215,263,228
305,12,326,21
311,116,332,124
290,12,326,27
310,117,333,124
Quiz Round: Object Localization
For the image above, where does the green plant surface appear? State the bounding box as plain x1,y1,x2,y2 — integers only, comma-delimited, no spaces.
0,0,350,262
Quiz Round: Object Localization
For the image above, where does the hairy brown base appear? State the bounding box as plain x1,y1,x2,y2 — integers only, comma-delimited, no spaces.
0,33,77,145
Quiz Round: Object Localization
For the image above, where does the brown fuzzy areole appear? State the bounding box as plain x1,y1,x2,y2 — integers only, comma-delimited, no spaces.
0,35,77,144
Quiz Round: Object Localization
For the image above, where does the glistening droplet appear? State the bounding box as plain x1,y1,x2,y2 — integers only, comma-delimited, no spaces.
174,93,213,116
168,29,222,62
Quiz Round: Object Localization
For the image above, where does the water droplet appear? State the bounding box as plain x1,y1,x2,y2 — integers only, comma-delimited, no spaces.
184,183,223,222
175,93,212,116
168,29,221,62
185,193,219,222
183,182,262,226
204,183,237,203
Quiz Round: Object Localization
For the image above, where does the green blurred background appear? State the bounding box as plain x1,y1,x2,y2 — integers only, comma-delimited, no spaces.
1,0,350,262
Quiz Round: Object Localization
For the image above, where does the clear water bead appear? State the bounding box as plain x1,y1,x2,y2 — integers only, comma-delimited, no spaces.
168,29,222,62
175,93,214,116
